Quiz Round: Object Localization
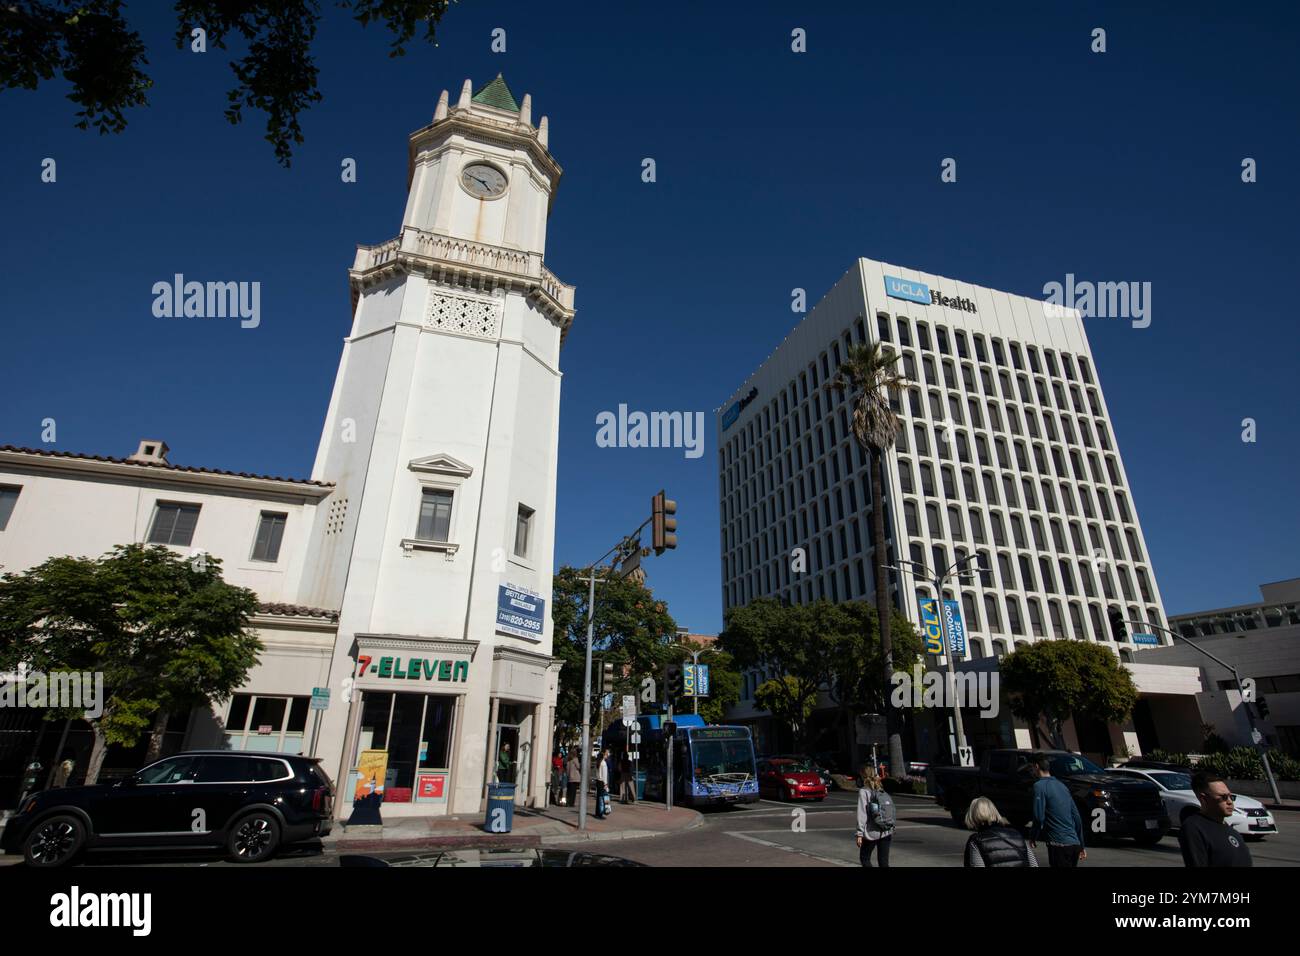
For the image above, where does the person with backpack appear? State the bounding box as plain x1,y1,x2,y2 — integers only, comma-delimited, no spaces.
855,767,896,867
963,796,1038,867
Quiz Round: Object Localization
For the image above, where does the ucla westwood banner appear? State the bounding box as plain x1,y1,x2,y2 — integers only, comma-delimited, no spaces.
917,598,967,655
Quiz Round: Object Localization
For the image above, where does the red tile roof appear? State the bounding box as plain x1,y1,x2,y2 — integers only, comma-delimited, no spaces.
0,445,333,488
257,603,339,621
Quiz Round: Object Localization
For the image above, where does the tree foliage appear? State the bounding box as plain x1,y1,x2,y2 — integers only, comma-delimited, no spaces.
550,566,679,732
718,597,922,747
0,1,452,165
0,544,262,782
1001,640,1138,749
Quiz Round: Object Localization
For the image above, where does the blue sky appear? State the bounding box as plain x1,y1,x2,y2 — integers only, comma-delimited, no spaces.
1,1,1297,632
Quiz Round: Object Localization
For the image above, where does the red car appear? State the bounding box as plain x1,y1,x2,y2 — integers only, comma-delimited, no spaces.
757,758,828,801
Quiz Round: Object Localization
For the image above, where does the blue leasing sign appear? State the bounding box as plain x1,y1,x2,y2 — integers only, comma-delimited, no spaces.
1132,633,1161,646
885,275,932,305
496,583,546,639
918,598,966,655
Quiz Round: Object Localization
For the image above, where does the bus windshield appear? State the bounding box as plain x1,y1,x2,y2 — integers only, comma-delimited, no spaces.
691,738,754,779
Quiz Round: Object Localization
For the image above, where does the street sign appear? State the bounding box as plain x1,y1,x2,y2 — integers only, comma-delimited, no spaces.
1251,728,1264,745
622,694,636,719
310,687,330,710
1132,633,1160,646
632,733,641,744
957,746,974,767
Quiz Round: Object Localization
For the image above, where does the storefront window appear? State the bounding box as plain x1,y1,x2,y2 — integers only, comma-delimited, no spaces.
224,694,310,753
353,692,455,803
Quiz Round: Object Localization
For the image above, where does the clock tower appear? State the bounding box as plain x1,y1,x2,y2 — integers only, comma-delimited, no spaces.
302,76,575,817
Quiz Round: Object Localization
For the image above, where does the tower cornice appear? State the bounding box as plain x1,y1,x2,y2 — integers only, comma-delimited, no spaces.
350,227,576,341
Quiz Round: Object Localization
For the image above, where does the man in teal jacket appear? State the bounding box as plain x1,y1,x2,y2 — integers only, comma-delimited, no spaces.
1029,754,1087,867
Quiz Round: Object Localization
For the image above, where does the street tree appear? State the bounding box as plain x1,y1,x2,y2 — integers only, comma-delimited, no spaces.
0,544,262,783
827,342,909,775
754,676,817,748
1001,640,1138,750
550,565,678,736
0,1,452,165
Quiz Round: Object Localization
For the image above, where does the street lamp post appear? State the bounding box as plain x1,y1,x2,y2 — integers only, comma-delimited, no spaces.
1126,619,1283,806
887,555,984,769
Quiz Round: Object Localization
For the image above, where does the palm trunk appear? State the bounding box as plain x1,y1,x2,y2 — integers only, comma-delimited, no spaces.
870,447,906,778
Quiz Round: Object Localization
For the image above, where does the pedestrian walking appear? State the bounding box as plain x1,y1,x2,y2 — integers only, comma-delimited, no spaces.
1178,772,1253,867
963,796,1037,867
855,767,896,867
595,747,611,819
1029,754,1087,867
619,751,637,804
566,749,582,808
551,748,566,806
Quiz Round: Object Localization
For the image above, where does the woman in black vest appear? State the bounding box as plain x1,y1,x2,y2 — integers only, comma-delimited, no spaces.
963,797,1038,867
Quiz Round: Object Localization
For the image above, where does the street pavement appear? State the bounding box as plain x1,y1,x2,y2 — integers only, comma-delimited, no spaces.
4,791,1299,867
609,791,1300,868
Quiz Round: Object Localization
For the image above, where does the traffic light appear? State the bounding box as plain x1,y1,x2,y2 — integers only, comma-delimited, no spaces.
1108,609,1127,642
1256,696,1270,719
663,720,677,739
652,490,677,555
665,663,683,698
601,661,615,695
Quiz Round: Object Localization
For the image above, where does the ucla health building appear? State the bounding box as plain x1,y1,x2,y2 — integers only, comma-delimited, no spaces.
717,259,1205,766
0,76,574,817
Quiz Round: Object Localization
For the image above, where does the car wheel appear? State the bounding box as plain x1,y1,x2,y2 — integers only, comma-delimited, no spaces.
23,814,86,868
227,812,280,863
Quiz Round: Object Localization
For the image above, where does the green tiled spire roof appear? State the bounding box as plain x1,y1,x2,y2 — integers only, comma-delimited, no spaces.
471,74,519,112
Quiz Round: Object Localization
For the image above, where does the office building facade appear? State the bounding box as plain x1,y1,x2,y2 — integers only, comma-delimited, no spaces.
717,258,1198,762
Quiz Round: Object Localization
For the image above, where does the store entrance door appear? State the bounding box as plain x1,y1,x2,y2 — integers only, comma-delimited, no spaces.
493,724,519,785
492,702,534,803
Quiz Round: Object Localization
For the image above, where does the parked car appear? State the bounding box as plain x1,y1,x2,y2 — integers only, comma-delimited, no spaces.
933,749,1169,845
0,751,334,867
756,757,828,801
1107,766,1278,839
770,754,834,790
340,848,647,867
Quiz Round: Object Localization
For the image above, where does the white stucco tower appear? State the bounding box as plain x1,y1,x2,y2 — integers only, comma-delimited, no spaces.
304,75,576,817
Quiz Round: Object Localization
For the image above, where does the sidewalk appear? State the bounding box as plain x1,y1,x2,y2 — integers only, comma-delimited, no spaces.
327,797,701,852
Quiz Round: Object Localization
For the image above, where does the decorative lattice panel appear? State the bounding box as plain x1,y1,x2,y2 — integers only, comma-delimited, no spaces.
425,290,502,340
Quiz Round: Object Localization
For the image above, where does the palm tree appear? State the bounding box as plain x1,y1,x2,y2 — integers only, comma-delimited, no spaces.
829,341,909,778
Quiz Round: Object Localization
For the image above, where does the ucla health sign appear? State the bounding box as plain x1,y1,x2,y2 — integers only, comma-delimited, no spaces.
885,275,978,313
885,275,933,305
496,583,546,639
917,598,966,655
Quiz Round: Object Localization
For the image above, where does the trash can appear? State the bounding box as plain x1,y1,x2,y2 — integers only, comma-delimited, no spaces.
635,770,647,800
485,783,516,833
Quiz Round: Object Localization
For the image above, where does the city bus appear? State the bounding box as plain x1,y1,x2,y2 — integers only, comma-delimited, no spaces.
602,715,759,807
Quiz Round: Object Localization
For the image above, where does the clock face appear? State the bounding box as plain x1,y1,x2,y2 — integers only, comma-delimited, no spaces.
461,163,507,199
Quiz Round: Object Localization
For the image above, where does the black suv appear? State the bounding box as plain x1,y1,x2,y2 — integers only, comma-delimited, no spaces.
1,751,334,867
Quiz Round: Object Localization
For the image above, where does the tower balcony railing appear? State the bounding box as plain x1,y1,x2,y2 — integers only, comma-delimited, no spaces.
351,227,574,313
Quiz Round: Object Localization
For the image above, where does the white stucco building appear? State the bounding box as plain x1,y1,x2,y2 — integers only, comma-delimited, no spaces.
0,75,575,818
715,259,1200,766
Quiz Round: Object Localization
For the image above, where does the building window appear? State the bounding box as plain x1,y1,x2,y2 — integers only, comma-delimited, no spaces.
514,504,535,557
147,502,201,547
242,511,287,563
0,485,20,531
416,488,454,542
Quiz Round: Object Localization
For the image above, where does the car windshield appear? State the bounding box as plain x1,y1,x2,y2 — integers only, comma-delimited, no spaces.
691,739,754,778
776,760,814,773
1049,753,1105,776
1148,771,1192,790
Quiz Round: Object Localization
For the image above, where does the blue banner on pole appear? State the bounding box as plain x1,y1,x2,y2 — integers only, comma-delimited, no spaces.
918,598,966,655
